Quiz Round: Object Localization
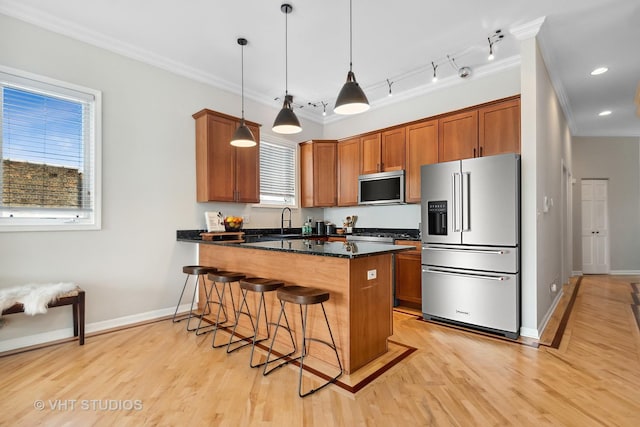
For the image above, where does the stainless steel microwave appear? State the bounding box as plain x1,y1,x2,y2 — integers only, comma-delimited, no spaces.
358,170,405,205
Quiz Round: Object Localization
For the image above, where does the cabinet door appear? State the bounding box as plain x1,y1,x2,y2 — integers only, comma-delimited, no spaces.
299,143,314,208
313,142,337,206
381,128,405,171
235,124,260,203
395,241,422,305
478,98,520,156
405,120,438,203
202,113,236,202
438,110,478,162
337,138,360,206
360,133,381,174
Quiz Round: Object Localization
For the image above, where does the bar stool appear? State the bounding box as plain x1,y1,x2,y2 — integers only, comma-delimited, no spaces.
226,278,296,368
172,265,217,332
202,271,246,347
264,285,343,397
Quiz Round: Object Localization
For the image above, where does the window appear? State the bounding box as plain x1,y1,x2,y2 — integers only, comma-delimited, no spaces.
0,66,101,231
259,139,296,206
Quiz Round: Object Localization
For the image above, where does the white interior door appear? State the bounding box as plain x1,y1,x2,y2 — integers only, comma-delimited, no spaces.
581,179,610,274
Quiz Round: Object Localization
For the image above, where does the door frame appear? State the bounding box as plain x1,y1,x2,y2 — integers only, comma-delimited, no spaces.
581,178,611,274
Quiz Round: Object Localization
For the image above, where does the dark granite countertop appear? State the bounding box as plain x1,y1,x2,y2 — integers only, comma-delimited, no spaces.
177,229,414,258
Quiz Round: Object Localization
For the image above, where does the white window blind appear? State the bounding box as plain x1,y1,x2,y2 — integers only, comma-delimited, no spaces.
0,67,101,231
259,141,296,206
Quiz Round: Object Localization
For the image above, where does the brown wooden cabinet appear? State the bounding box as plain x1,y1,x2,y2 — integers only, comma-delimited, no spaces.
405,119,438,203
193,109,260,203
327,236,347,242
438,110,478,162
360,129,405,174
337,137,360,206
439,97,521,162
394,240,422,307
300,140,337,207
478,98,521,156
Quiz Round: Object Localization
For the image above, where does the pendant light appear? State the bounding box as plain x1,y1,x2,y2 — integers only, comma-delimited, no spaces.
272,3,302,134
334,0,369,115
230,37,257,147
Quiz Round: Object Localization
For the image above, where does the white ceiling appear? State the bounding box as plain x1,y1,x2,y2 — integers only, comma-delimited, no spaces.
1,0,638,136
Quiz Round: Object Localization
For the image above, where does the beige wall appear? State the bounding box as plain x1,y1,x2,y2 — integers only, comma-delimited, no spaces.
571,137,640,273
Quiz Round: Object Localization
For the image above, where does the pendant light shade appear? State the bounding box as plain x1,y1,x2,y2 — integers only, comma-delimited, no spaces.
231,120,256,147
231,37,256,147
334,0,369,115
273,3,302,134
334,70,369,115
273,94,302,134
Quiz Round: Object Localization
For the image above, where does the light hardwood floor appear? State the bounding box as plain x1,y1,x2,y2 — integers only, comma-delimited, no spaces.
1,275,639,426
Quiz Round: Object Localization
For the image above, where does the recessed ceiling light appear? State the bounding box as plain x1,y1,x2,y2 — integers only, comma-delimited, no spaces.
591,67,608,76
599,110,612,116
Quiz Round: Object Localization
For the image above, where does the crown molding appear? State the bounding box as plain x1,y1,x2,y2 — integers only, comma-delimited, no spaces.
510,16,546,40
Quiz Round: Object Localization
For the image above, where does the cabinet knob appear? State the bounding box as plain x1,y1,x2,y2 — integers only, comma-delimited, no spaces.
473,148,477,158
480,146,483,157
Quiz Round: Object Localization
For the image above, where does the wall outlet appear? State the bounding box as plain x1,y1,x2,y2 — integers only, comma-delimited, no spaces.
307,216,313,224
367,269,377,280
550,283,557,293
244,215,251,224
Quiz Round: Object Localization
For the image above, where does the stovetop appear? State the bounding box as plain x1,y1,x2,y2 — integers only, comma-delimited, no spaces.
347,230,418,243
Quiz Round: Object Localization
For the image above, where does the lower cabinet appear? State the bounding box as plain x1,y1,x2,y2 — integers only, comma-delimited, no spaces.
394,241,422,307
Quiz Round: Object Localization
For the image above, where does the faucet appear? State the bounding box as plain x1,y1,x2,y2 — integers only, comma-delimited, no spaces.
280,207,292,234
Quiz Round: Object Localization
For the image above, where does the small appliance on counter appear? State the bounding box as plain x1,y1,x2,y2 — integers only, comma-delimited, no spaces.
315,220,326,235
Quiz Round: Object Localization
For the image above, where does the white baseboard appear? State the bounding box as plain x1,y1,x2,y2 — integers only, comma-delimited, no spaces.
0,304,189,353
572,270,582,276
519,327,539,339
610,270,640,275
535,289,565,339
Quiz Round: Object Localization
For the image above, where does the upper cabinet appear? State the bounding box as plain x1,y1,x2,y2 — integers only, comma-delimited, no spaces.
438,110,479,162
405,119,438,203
337,137,360,206
300,140,337,207
478,98,521,156
438,97,521,162
193,109,260,203
360,129,405,174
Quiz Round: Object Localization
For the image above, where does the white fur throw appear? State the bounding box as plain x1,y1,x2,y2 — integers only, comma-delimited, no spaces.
0,282,78,316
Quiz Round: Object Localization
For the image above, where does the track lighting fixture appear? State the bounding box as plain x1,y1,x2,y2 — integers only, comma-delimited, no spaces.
334,0,369,115
487,30,504,61
386,79,393,97
431,62,438,83
230,38,256,147
309,101,328,116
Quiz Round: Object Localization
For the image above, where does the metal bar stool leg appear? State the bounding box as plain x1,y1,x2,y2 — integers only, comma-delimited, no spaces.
226,288,258,353
172,273,191,323
298,302,343,397
195,280,228,336
263,300,297,376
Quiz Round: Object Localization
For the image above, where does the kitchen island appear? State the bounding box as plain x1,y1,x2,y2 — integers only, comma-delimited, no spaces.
178,236,411,374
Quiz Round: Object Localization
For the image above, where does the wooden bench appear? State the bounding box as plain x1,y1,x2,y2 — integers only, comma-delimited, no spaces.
1,288,85,345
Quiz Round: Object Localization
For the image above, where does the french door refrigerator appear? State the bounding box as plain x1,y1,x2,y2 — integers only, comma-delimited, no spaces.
420,153,520,339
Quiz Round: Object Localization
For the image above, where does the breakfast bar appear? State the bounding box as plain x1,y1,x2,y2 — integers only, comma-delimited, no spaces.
180,236,411,374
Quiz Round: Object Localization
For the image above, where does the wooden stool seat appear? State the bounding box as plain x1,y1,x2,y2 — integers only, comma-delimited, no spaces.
276,285,330,305
208,271,246,283
182,265,217,276
240,278,285,293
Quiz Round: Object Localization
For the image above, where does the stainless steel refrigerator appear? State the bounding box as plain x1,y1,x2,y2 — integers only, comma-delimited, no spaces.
420,153,520,339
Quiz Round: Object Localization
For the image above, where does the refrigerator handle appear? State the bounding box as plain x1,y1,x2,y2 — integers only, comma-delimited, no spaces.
452,173,461,232
462,172,470,231
422,267,508,281
422,246,506,255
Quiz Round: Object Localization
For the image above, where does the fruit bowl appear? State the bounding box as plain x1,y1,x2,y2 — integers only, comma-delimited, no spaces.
224,216,243,231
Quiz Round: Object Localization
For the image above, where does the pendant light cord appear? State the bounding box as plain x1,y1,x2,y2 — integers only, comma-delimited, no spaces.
349,0,353,72
241,42,245,120
285,8,289,95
